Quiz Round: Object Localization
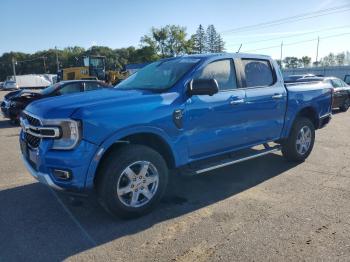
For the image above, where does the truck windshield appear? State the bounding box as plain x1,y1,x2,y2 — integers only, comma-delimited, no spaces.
116,58,200,91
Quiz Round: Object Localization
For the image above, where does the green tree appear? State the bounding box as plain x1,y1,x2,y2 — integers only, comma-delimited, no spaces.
205,25,225,53
192,24,206,54
206,25,217,53
283,57,299,68
320,53,336,66
141,25,190,57
335,52,345,65
299,56,311,67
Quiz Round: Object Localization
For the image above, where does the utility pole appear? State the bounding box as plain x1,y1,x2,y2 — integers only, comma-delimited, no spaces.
42,56,47,73
280,41,283,68
315,36,320,66
55,46,59,73
11,57,16,82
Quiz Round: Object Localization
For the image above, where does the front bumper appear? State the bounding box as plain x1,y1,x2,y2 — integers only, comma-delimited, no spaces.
21,154,64,191
20,132,98,193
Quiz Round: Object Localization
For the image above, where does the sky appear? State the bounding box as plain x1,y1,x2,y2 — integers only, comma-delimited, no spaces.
1,0,350,62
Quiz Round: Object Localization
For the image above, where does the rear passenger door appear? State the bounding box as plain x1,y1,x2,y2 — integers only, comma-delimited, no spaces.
239,58,287,145
185,58,247,159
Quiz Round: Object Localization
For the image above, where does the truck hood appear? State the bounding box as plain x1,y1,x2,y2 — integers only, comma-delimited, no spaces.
25,88,178,119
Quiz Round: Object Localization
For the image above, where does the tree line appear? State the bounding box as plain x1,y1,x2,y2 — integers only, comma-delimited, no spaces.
0,24,225,81
278,51,350,69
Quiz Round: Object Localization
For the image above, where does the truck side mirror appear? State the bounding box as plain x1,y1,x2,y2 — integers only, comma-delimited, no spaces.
187,79,219,97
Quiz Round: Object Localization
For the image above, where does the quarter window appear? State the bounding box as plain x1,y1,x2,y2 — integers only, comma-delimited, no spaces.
242,59,275,87
196,59,237,91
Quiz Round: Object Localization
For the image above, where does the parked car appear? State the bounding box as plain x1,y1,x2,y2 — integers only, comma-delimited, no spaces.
19,53,332,218
2,80,19,90
283,74,316,83
1,80,108,124
0,82,4,90
327,77,350,112
288,76,350,112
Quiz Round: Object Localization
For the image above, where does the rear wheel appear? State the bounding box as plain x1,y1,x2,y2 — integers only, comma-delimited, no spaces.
97,144,168,219
339,98,350,112
282,117,315,162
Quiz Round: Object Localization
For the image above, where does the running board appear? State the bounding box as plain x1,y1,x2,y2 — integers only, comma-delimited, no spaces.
193,145,281,175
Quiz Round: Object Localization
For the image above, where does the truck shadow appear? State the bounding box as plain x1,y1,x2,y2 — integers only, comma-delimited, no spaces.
0,152,299,261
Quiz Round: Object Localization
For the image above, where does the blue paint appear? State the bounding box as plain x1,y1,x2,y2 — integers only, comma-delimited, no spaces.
21,53,333,192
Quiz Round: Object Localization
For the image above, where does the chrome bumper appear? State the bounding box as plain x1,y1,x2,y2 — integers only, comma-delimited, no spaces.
21,154,64,191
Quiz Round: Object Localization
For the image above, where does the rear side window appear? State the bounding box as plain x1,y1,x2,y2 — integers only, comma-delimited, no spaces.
242,59,274,87
196,59,237,91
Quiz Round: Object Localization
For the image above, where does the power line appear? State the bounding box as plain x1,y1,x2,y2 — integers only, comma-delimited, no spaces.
244,32,350,53
15,56,46,63
221,4,350,34
226,24,350,46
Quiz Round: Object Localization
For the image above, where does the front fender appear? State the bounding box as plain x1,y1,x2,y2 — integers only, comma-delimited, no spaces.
84,125,182,189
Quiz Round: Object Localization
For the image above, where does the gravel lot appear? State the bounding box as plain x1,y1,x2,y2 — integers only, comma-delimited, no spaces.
0,90,349,262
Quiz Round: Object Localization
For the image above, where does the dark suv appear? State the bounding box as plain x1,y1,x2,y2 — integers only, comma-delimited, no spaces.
1,80,108,124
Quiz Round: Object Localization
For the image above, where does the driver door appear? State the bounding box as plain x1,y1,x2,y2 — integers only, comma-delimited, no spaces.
184,58,247,159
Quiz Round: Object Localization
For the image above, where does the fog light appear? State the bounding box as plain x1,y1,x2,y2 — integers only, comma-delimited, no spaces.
53,169,71,180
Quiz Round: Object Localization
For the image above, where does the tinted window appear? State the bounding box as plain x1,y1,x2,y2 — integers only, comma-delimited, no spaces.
84,82,103,91
58,83,82,95
331,79,342,88
196,59,237,91
339,79,348,87
344,75,350,85
242,59,274,87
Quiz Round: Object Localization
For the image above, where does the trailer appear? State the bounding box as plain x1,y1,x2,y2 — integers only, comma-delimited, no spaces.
8,74,57,89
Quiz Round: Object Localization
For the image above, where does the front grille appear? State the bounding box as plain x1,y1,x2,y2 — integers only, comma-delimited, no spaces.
24,132,41,148
25,113,41,126
22,112,42,148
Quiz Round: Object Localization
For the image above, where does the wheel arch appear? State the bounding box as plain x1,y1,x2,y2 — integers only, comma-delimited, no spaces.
85,128,177,189
295,106,319,129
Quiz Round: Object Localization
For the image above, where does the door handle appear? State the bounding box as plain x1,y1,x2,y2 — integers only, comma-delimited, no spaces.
272,94,283,99
230,99,245,105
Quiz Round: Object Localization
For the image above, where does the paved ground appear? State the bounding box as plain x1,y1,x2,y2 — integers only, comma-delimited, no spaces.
0,90,350,262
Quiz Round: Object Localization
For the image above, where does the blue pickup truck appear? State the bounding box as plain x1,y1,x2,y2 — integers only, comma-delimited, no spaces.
19,53,332,218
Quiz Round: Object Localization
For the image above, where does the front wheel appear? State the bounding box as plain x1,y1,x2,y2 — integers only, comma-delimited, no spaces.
282,117,315,162
97,144,168,219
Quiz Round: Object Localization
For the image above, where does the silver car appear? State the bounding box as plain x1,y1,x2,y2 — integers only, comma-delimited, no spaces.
3,80,19,90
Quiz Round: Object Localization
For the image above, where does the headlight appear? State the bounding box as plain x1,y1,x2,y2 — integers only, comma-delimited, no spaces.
42,119,81,150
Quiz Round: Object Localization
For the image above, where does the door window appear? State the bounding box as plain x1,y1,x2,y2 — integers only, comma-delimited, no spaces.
196,59,237,91
242,59,275,87
58,83,82,95
331,79,342,88
84,82,103,91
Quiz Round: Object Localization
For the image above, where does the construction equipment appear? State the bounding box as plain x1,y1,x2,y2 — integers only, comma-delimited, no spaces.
106,70,129,85
61,56,106,81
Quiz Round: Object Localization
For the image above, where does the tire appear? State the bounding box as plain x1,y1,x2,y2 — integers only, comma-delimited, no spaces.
339,98,350,112
97,144,168,219
282,117,315,162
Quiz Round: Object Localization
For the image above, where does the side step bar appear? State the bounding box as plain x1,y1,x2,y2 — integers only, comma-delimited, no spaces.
194,145,281,174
